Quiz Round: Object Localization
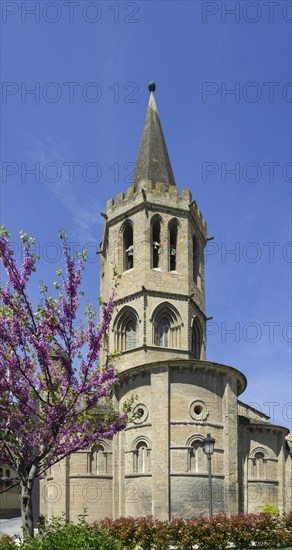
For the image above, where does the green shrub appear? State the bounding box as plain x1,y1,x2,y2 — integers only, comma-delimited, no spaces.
0,534,17,550
20,514,124,550
96,516,139,549
261,503,280,516
9,511,292,549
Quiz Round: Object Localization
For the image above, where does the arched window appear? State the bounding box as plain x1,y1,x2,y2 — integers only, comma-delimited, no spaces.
159,317,169,347
151,216,161,269
189,440,205,473
249,447,272,480
193,235,200,284
90,444,107,475
253,451,266,479
123,222,134,271
126,320,137,350
113,307,139,352
133,439,151,474
192,317,203,359
151,302,182,349
169,220,178,271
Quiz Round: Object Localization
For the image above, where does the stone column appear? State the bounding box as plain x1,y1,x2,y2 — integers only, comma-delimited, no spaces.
161,221,168,273
151,365,170,519
285,448,292,513
278,433,285,514
223,378,239,514
238,424,247,513
113,388,124,519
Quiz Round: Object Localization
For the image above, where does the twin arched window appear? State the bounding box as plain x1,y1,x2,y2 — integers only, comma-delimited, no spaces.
150,216,179,271
121,219,203,279
130,436,212,476
114,304,183,351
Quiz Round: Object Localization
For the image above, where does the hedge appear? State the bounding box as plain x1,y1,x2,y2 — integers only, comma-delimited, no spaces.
0,512,291,549
94,513,292,549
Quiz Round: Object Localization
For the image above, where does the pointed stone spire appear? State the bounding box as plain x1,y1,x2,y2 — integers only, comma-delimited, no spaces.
132,82,176,190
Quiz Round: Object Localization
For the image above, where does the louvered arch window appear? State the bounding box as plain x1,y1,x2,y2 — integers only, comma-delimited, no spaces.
123,222,134,271
151,217,161,269
169,220,178,271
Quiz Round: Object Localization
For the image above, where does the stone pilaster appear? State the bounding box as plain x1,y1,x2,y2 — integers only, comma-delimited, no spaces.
223,378,238,514
151,365,170,519
278,434,285,514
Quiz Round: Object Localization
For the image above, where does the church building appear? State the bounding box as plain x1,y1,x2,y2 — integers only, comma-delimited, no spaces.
41,83,292,521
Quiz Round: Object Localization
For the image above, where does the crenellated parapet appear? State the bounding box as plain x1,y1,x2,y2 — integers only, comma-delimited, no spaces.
106,180,207,237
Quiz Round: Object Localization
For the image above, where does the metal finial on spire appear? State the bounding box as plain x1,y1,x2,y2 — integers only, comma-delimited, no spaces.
148,81,156,93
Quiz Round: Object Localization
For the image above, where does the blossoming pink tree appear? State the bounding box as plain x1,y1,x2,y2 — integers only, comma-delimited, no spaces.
0,227,128,537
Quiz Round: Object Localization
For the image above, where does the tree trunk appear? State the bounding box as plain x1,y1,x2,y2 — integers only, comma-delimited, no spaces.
20,479,34,538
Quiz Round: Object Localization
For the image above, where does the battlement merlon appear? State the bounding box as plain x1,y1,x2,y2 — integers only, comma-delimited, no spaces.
105,180,207,238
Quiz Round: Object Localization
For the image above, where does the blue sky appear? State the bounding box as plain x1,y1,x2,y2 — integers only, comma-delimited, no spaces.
1,1,291,429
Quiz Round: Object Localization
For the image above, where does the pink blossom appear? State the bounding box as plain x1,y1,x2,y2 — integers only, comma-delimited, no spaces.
0,227,128,536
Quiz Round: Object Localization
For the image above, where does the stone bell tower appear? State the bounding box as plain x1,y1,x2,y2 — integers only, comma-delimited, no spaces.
99,83,245,520
100,82,208,371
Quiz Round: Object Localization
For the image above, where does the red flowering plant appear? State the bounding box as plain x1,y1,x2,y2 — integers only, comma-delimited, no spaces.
205,514,231,550
228,513,256,549
251,513,281,547
282,512,292,546
91,513,292,549
96,516,140,548
0,227,131,538
95,516,173,550
131,516,156,549
172,516,199,549
284,510,292,530
182,514,231,550
229,512,289,548
151,518,174,550
167,516,187,549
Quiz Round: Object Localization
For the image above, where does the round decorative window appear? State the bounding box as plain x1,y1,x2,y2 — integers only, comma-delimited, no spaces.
189,400,208,421
133,403,149,424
